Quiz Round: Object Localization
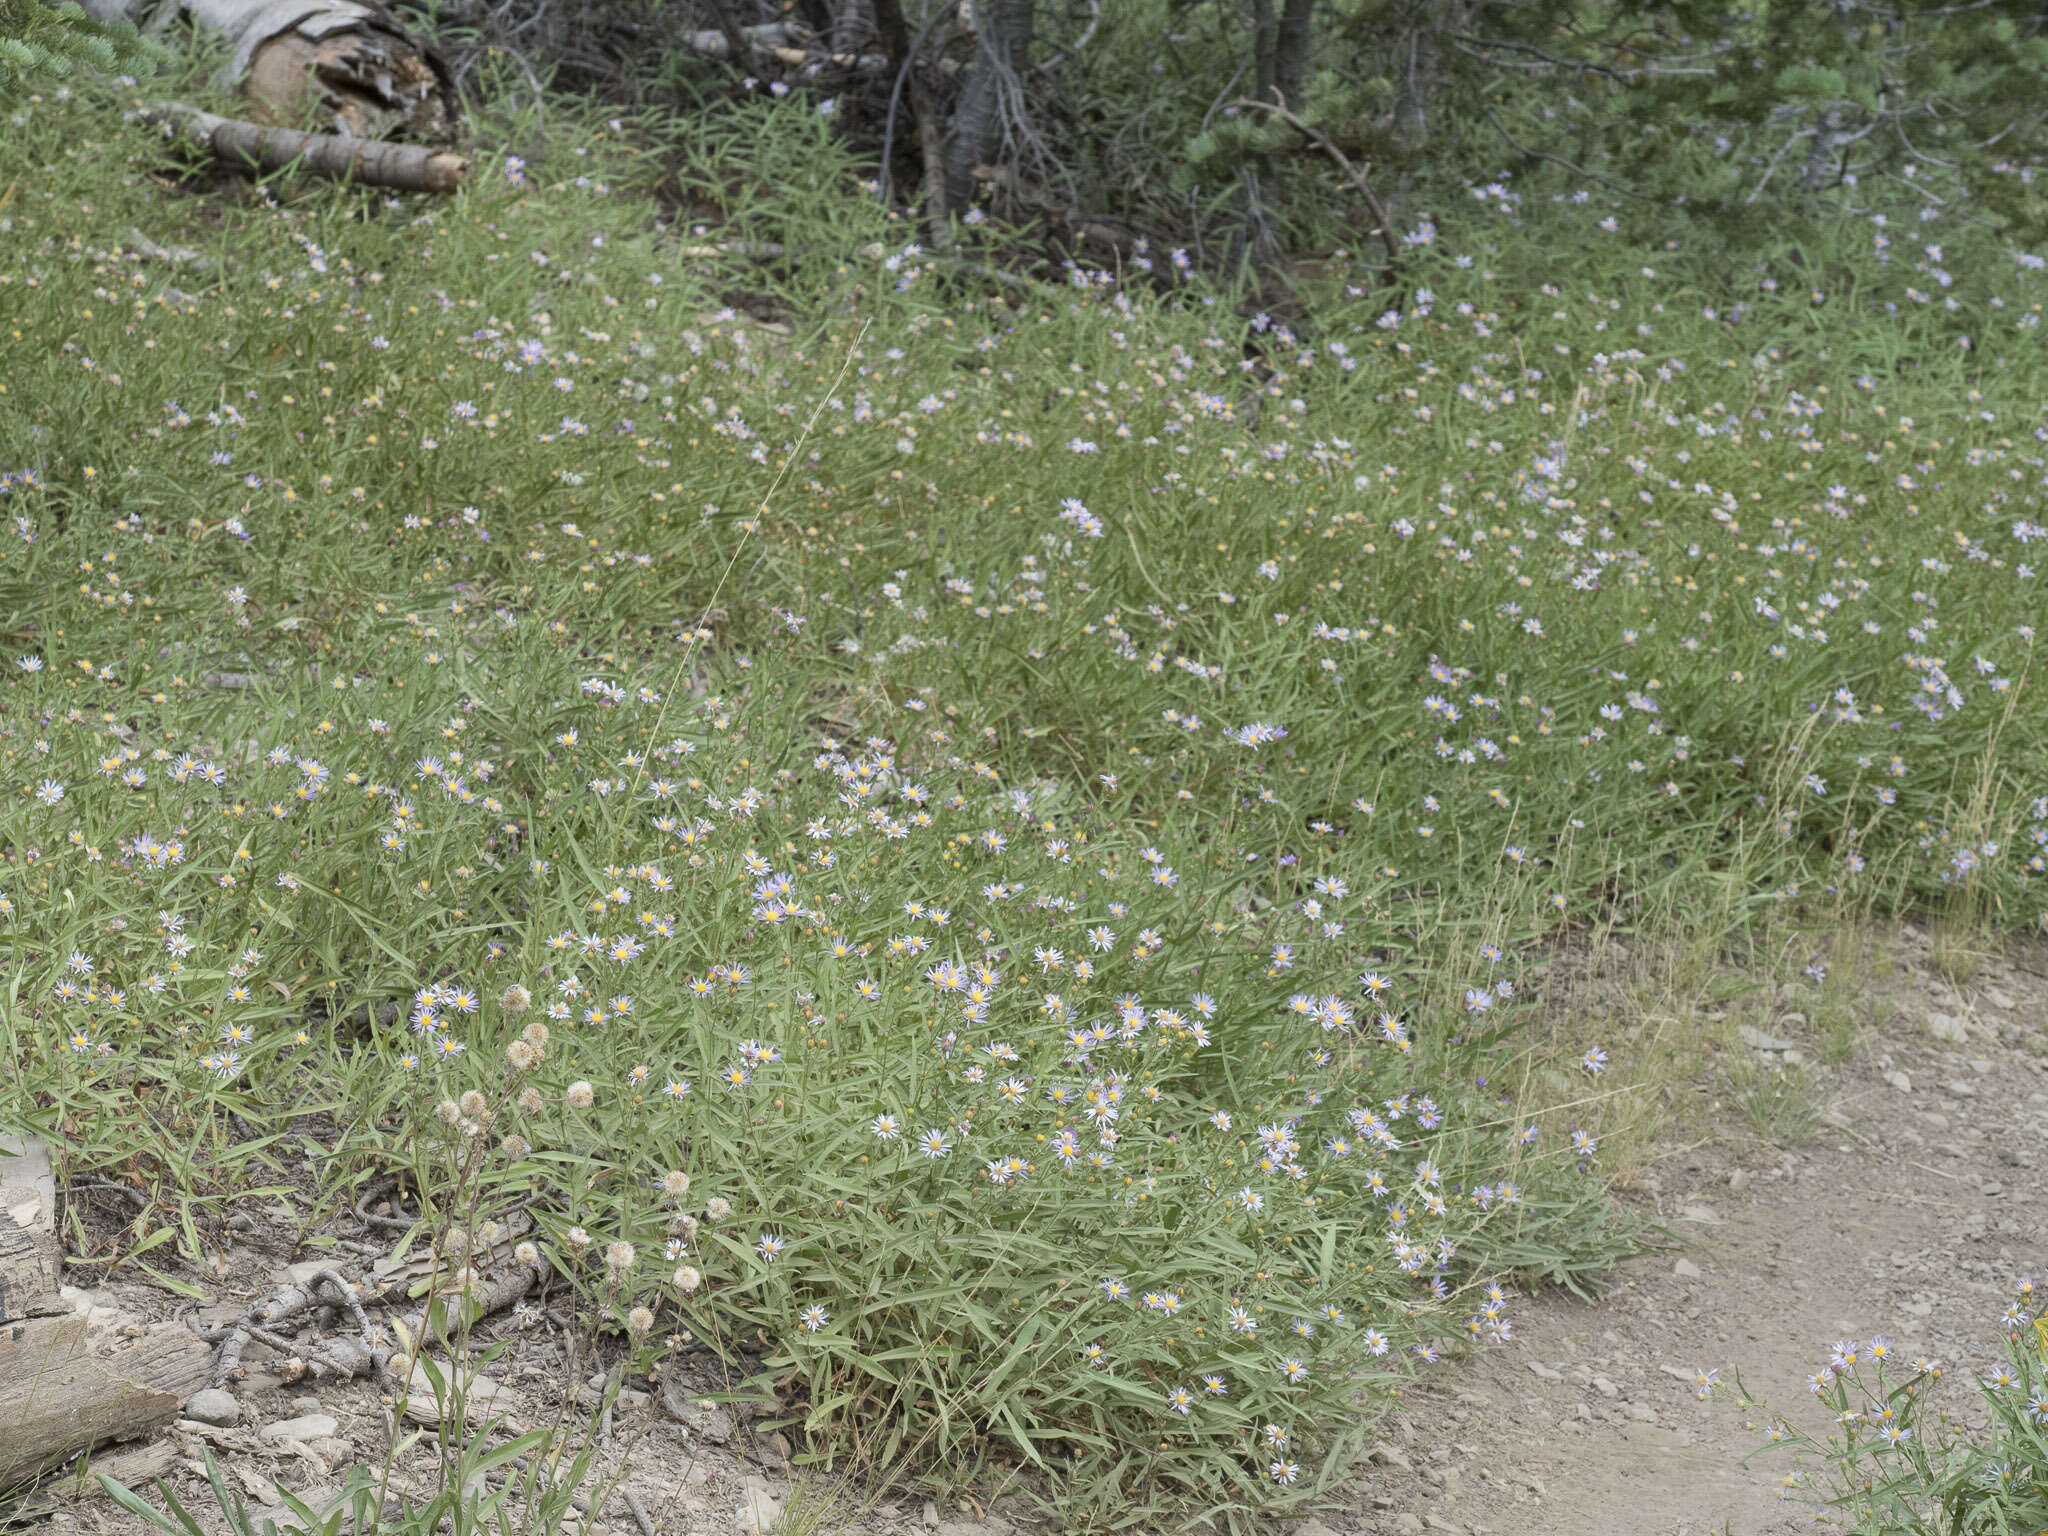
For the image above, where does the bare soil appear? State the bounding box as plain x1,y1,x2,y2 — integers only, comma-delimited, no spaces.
1339,930,2046,1536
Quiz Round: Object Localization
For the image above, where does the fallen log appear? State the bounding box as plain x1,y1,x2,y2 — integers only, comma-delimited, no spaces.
0,1314,213,1487
142,100,469,192
84,0,454,139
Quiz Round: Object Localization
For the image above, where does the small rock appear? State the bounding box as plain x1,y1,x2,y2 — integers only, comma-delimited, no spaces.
922,1498,941,1530
1883,1070,1912,1094
182,1389,240,1428
741,1475,784,1536
1367,1441,1413,1470
1947,1079,1978,1098
401,1365,518,1427
263,1413,339,1445
1987,987,2017,1012
1589,1375,1619,1399
1393,1516,1424,1536
1673,1258,1703,1279
1677,1205,1720,1225
1727,1170,1750,1192
1527,1361,1562,1381
1625,1402,1656,1423
1982,1179,2004,1197
290,1395,321,1416
1926,1010,1969,1045
1286,1522,1343,1536
1738,1025,1799,1053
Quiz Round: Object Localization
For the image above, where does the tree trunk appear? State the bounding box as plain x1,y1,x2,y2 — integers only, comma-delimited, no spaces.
1274,0,1314,108
941,0,1036,210
79,0,454,139
1252,0,1276,103
1392,19,1436,152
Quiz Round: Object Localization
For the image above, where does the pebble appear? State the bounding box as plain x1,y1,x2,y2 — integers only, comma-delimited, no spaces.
1673,1258,1703,1279
182,1389,240,1428
742,1475,784,1535
1926,1010,1969,1045
1883,1070,1912,1094
401,1365,518,1427
1625,1402,1656,1423
263,1413,338,1445
1392,1515,1424,1536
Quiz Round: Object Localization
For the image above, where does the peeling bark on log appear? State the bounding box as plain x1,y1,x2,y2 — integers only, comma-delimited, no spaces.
0,1135,62,1323
144,100,469,191
83,0,454,139
0,1315,213,1488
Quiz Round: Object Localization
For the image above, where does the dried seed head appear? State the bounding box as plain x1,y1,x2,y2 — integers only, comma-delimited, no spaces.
458,1090,488,1117
521,1021,551,1048
514,1240,541,1267
605,1240,636,1275
565,1080,595,1110
662,1170,692,1202
436,1099,461,1126
672,1265,702,1292
500,1134,531,1159
566,1226,592,1251
705,1197,731,1222
506,1040,539,1071
627,1305,655,1335
498,984,532,1014
517,1086,545,1114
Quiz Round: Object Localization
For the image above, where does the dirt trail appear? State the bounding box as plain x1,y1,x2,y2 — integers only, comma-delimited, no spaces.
1342,935,2045,1536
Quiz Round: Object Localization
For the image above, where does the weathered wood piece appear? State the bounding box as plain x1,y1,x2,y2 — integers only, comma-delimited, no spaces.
0,1315,213,1487
143,100,469,192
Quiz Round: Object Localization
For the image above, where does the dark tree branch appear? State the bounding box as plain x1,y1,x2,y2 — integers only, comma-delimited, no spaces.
1231,95,1401,269
1482,107,1660,201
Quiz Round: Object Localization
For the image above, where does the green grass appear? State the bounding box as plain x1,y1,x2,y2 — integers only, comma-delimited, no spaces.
1,58,2046,1532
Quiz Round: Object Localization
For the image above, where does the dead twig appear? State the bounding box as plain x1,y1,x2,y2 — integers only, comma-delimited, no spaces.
140,101,469,193
209,1267,383,1387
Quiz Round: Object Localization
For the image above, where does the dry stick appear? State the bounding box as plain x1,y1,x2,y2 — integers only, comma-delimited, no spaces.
141,102,469,193
354,1172,414,1232
1229,96,1402,270
622,1487,657,1536
211,1268,381,1386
